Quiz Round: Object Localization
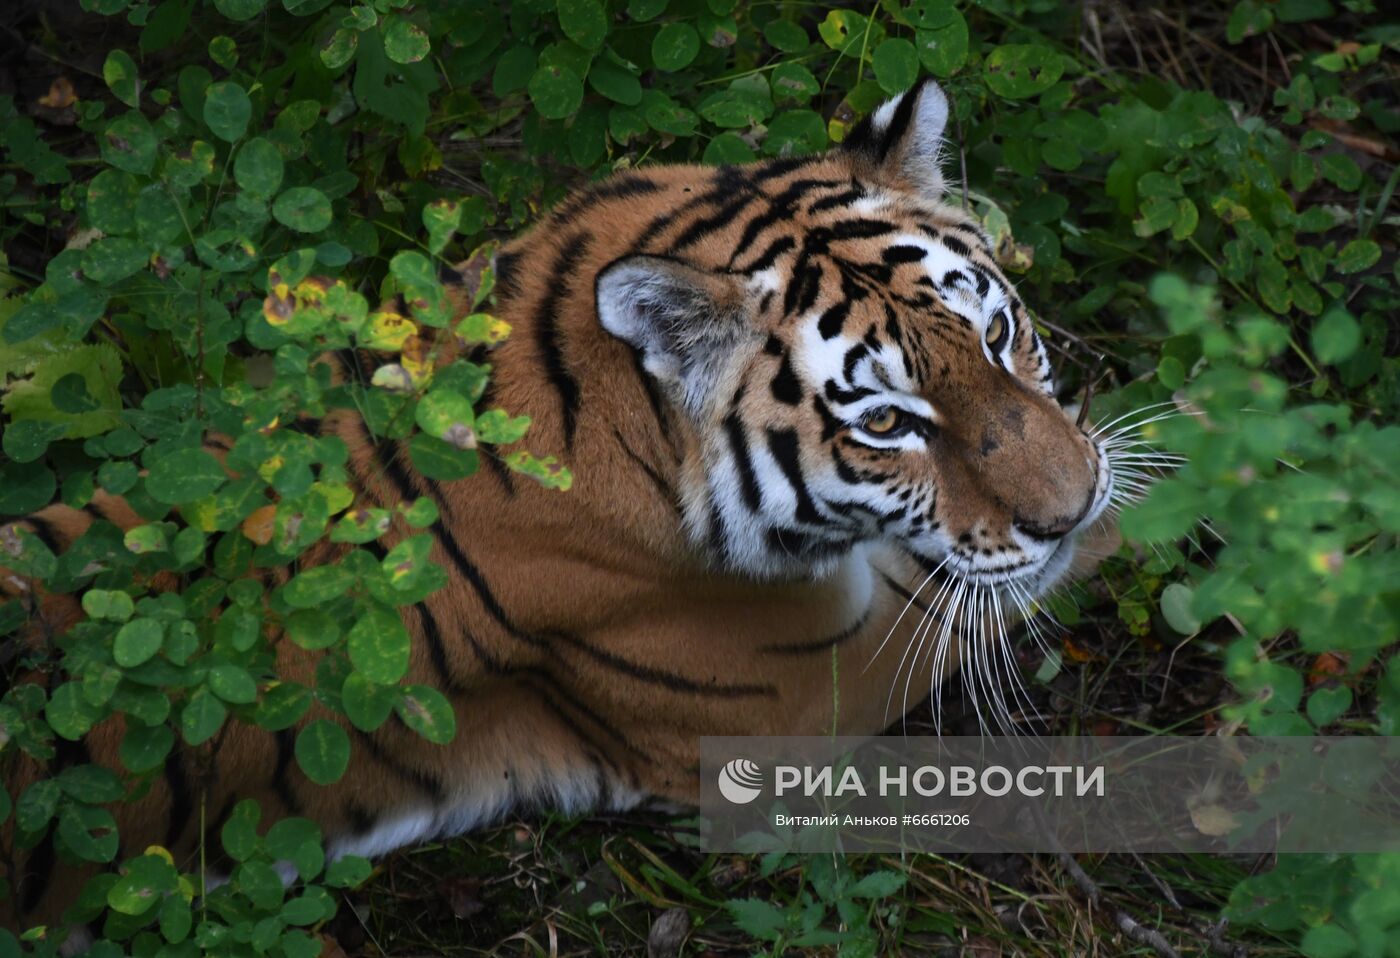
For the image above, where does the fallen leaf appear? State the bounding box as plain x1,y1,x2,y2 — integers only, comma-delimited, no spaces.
241,504,277,545
647,908,691,958
38,77,77,109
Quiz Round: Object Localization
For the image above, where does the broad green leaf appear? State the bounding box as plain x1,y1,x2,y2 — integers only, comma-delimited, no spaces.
764,20,809,52
528,64,584,120
652,23,700,71
233,137,284,197
295,719,351,785
114,618,164,667
588,61,643,105
282,565,354,608
383,15,430,64
107,854,178,916
557,0,608,51
102,112,158,175
347,603,410,684
208,664,258,704
1311,308,1360,364
103,49,141,108
1335,239,1380,275
180,686,228,745
342,672,397,731
203,81,253,142
120,723,175,773
984,44,1064,99
1159,582,1201,635
273,187,334,233
46,682,100,740
146,447,226,504
396,685,456,744
871,38,918,94
213,0,268,20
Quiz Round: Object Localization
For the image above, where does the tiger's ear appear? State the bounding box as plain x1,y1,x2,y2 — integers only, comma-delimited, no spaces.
840,78,949,198
597,255,749,418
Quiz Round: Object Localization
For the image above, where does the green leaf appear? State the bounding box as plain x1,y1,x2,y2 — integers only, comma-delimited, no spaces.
58,804,119,863
1311,308,1360,364
528,64,584,120
347,603,410,684
107,854,177,916
181,686,228,745
325,855,372,888
81,237,148,285
283,565,354,608
1334,239,1380,275
652,23,700,71
208,664,258,704
557,0,608,51
984,44,1064,99
850,869,906,898
221,799,260,861
342,672,397,731
83,589,135,621
256,682,312,731
114,617,165,667
46,682,100,740
396,685,457,744
409,432,479,481
871,38,918,94
286,608,342,649
203,81,253,142
146,447,226,504
120,723,175,773
1306,686,1352,728
1318,153,1361,191
726,898,786,939
159,894,192,944
588,61,643,105
703,132,756,164
764,20,809,53
912,8,968,76
214,0,268,20
102,112,158,175
422,198,460,255
320,28,359,70
1120,479,1198,543
103,49,141,108
1300,924,1356,958
295,719,351,785
273,187,334,233
233,137,284,197
1159,582,1201,635
16,779,60,833
383,15,430,64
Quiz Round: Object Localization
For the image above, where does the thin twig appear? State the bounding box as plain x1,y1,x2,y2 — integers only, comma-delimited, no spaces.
1057,851,1184,958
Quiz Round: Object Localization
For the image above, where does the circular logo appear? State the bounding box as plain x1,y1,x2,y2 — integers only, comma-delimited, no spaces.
717,758,764,804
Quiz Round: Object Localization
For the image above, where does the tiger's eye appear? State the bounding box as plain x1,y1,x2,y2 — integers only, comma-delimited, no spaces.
863,407,901,434
986,310,1009,351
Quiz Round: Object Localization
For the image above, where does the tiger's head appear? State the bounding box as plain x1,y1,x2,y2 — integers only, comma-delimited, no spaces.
596,79,1112,599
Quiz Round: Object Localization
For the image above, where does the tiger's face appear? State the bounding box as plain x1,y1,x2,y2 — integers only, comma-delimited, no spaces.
598,80,1111,598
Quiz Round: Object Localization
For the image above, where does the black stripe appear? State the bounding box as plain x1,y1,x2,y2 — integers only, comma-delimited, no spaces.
536,233,592,449
352,727,448,801
880,570,929,614
413,602,464,693
164,750,193,847
737,235,795,274
549,629,777,698
613,428,678,509
493,251,521,301
760,605,871,654
724,413,763,512
817,301,850,339
770,351,802,405
20,737,90,914
273,729,303,815
24,515,63,555
765,428,823,524
883,245,927,264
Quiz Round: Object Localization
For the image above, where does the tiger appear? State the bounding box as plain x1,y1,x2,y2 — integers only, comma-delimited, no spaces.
3,78,1126,936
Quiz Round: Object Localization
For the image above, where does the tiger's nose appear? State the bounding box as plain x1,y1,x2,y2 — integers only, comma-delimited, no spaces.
1012,488,1094,541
